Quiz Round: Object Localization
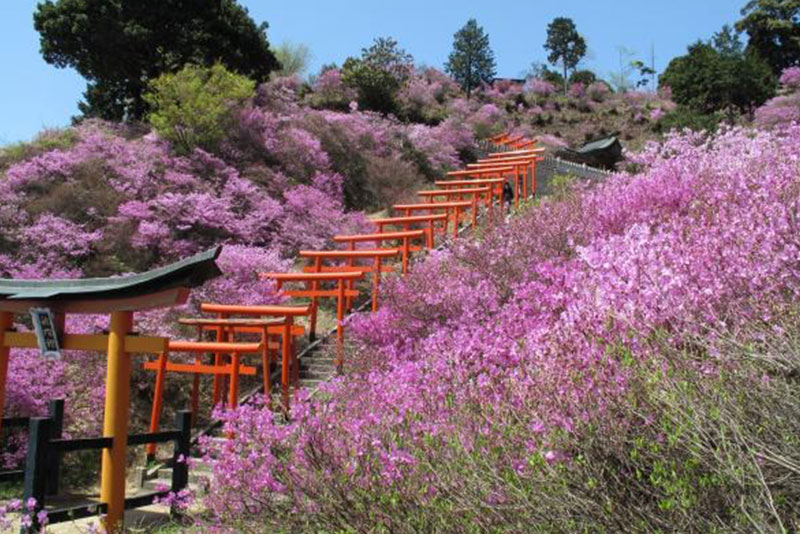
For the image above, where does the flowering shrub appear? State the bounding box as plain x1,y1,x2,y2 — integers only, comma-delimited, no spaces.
754,66,800,129
535,133,569,149
0,498,47,533
309,68,357,111
649,108,664,121
568,82,586,98
779,66,800,90
587,81,610,102
202,125,800,532
524,78,557,97
396,68,457,123
466,103,505,138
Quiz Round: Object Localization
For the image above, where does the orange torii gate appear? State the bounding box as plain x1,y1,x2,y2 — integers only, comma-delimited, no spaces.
143,306,310,455
434,178,505,208
469,153,545,201
491,133,538,150
260,271,365,371
417,186,492,227
298,248,400,317
0,247,222,533
503,137,537,149
370,213,449,249
446,165,519,207
392,201,474,239
143,339,262,456
193,303,312,409
489,132,511,144
485,148,544,159
333,230,426,275
499,133,524,146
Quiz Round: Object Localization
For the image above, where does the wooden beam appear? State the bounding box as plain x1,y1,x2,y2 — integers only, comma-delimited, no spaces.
2,332,168,354
142,361,257,376
0,288,190,314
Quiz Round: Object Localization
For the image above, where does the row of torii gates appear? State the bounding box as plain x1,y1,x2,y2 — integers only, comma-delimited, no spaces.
0,132,540,532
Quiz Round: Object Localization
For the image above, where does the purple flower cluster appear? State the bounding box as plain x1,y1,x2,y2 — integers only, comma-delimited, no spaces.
755,67,800,129
524,78,557,97
202,124,800,530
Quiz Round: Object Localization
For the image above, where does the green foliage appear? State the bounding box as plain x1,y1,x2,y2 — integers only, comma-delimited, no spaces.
33,0,278,121
631,60,656,89
660,26,776,115
544,17,587,94
341,37,414,114
655,106,722,133
144,64,255,154
272,41,312,78
568,69,597,86
736,0,800,75
445,19,497,99
527,62,566,87
0,128,79,171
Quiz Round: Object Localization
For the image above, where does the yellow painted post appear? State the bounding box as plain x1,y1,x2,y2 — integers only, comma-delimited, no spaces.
0,312,12,434
100,311,133,533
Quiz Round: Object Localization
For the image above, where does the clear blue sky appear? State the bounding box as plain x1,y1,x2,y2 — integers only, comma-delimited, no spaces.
1,0,743,145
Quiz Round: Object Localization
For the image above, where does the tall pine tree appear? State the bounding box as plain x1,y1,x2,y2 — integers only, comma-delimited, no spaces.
445,19,496,99
543,17,587,95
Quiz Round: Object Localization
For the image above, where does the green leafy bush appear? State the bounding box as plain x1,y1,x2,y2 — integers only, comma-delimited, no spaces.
656,105,721,133
569,69,597,86
144,63,255,154
341,37,413,114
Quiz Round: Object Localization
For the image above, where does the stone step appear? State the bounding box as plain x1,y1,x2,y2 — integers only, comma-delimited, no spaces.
142,477,208,496
300,355,337,365
300,360,337,370
298,379,324,389
299,369,333,380
157,467,212,485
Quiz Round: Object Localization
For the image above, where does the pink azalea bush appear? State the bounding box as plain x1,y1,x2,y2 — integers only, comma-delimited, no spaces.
755,66,800,129
203,125,800,531
568,82,586,98
524,78,557,97
779,66,800,90
587,81,610,102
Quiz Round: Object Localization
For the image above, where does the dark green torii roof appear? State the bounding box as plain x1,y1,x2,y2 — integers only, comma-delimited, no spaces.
0,247,222,302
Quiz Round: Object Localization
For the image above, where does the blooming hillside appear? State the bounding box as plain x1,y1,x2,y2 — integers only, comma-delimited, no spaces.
0,66,680,445
0,70,480,456
206,125,800,532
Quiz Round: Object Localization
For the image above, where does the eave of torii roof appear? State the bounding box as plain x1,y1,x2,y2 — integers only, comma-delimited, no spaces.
0,246,222,313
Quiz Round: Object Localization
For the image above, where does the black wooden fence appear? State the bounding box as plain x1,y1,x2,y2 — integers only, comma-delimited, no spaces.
2,402,191,532
0,400,64,488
